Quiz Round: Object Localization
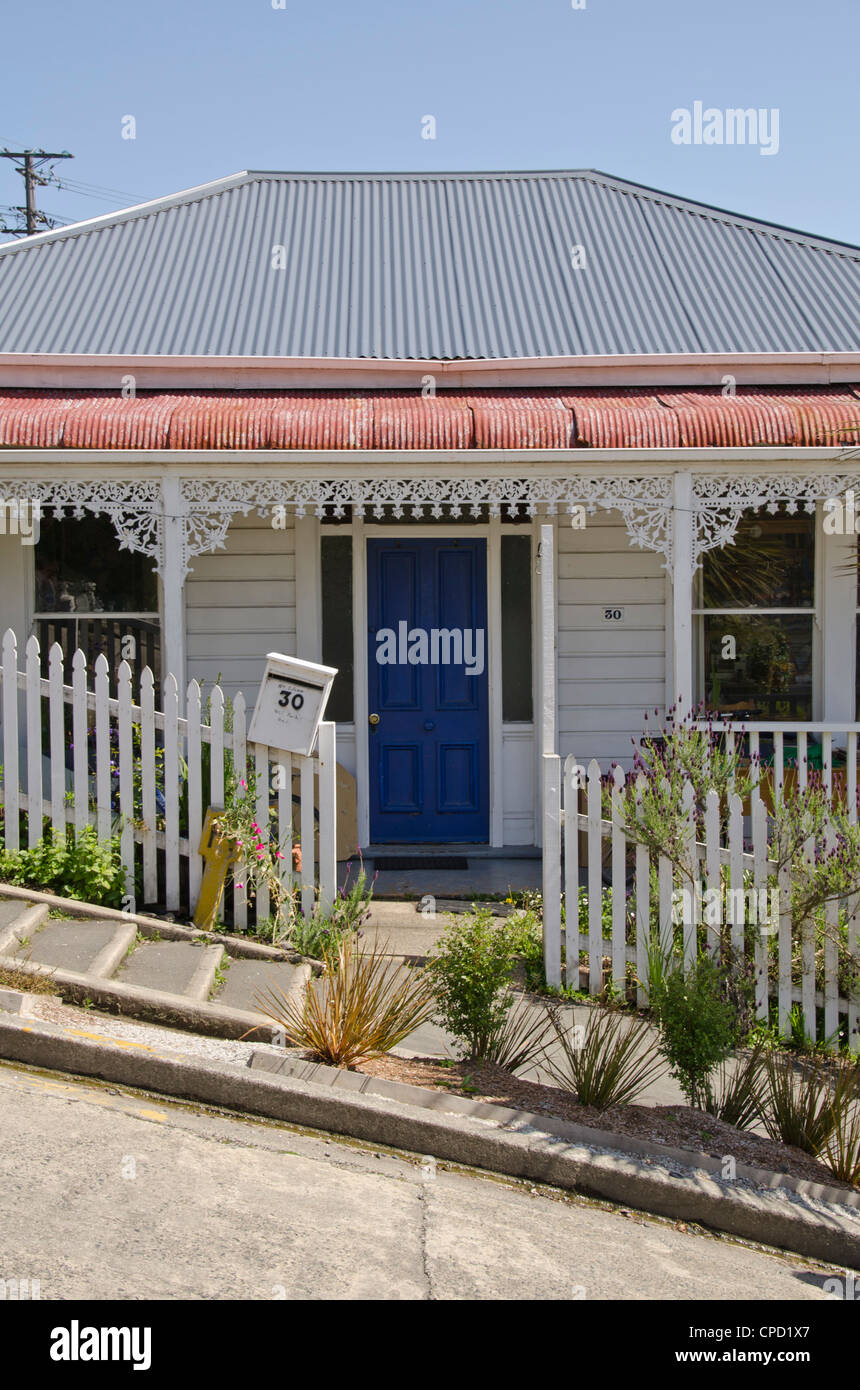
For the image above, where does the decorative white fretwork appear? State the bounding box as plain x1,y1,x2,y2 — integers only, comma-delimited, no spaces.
1,468,858,582
0,478,164,567
690,472,860,569
179,474,676,571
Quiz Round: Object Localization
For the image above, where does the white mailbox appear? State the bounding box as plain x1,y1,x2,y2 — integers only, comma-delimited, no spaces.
248,653,338,757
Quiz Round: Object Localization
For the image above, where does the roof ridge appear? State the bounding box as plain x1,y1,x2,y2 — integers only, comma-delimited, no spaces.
1,167,857,259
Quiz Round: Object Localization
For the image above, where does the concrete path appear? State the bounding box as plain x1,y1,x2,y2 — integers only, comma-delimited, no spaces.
0,1058,837,1301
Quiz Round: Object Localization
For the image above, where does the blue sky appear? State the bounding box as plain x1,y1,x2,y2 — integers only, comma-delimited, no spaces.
0,0,857,244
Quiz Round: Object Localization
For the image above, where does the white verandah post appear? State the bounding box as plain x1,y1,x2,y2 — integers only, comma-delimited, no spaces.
160,475,187,711
539,522,562,988
671,471,695,721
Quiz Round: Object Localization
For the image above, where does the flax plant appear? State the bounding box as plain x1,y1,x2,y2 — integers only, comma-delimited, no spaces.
253,935,436,1068
542,1005,666,1111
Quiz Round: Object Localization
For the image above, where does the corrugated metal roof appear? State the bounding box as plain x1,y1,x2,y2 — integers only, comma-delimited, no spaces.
0,387,857,450
0,171,856,360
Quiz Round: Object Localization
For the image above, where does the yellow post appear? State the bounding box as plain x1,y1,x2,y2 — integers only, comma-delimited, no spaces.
193,807,240,931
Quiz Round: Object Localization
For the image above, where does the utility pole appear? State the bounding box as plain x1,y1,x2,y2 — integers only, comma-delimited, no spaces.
0,148,73,236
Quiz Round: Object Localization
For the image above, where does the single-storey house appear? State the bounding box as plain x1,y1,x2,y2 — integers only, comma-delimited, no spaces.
0,169,857,850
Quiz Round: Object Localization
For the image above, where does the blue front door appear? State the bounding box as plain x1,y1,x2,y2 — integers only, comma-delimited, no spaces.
367,537,489,843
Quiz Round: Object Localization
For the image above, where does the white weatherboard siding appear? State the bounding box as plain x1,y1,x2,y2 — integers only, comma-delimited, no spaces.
184,512,296,703
557,509,666,767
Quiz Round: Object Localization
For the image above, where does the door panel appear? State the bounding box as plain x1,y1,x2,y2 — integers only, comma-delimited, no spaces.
368,537,489,842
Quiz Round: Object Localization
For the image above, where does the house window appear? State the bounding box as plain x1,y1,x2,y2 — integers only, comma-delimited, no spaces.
694,512,815,720
321,535,354,721
501,533,533,721
34,515,160,690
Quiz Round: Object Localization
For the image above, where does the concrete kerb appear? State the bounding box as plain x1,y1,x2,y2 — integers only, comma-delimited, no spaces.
250,1049,860,1212
0,1011,857,1270
0,883,317,967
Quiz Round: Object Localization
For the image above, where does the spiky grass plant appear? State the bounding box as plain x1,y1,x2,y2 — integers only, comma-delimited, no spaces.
703,1044,769,1130
821,1061,860,1186
542,1005,666,1111
758,1052,838,1154
253,935,436,1068
480,991,556,1074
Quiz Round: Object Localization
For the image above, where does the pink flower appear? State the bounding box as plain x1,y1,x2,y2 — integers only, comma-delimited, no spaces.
239,778,247,789
275,851,284,859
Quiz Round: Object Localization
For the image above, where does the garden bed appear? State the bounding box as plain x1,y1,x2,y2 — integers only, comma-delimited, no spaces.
356,1053,853,1190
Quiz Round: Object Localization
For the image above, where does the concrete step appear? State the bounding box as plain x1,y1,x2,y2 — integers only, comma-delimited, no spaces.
117,941,224,1001
14,919,135,977
215,958,311,1013
0,898,49,953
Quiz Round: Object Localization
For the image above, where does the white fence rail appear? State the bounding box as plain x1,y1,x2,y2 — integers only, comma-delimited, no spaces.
542,750,860,1052
0,630,337,920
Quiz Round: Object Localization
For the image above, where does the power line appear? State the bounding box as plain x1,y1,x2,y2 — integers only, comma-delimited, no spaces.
0,147,74,236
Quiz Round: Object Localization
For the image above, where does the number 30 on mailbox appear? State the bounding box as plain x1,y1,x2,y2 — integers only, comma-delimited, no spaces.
248,652,338,757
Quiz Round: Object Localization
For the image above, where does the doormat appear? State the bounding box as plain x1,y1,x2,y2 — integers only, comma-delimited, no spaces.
372,856,470,871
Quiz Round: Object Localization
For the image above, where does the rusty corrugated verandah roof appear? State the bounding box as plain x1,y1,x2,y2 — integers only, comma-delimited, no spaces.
0,387,857,451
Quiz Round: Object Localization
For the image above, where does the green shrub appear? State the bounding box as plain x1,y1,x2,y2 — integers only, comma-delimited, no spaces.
651,953,740,1109
0,826,127,908
428,906,521,1062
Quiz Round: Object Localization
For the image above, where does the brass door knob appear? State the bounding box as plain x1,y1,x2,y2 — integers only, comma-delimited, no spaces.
369,712,380,727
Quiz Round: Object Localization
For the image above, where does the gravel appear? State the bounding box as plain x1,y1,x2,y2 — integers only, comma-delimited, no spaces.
24,995,285,1068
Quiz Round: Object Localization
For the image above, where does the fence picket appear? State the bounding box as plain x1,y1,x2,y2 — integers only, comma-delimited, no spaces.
140,667,157,904
48,643,65,835
94,653,110,845
163,673,180,911
658,853,673,957
254,742,270,924
2,629,19,850
72,649,89,837
25,634,42,846
610,766,626,992
823,822,839,1040
117,659,134,899
300,754,315,918
849,901,860,1051
848,732,857,825
774,731,784,803
703,788,721,956
317,723,337,914
541,754,562,990
186,679,203,910
587,760,603,994
681,780,696,973
276,748,293,904
634,775,649,1007
822,732,833,800
563,756,581,991
778,863,792,1036
231,692,248,930
752,797,769,1020
800,835,816,1041
728,793,744,957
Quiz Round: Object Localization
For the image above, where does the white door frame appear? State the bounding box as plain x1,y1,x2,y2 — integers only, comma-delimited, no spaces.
340,521,505,848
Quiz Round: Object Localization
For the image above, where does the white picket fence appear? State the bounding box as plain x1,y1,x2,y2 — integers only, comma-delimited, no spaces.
0,630,337,920
542,753,860,1050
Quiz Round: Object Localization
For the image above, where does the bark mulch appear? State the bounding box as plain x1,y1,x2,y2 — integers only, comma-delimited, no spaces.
357,1053,854,1191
